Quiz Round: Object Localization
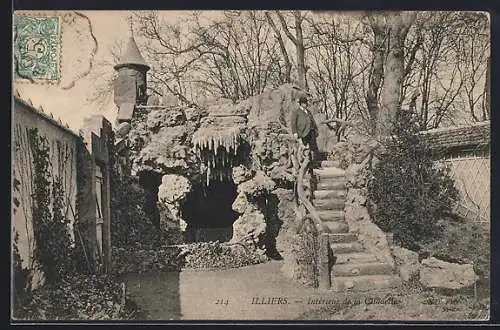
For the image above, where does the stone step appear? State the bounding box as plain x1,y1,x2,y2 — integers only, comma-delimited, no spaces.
331,275,402,292
314,198,345,210
321,160,341,168
317,180,346,190
313,189,346,200
327,232,358,244
334,252,379,265
314,167,346,178
317,210,345,222
322,221,349,234
330,242,364,254
331,262,395,277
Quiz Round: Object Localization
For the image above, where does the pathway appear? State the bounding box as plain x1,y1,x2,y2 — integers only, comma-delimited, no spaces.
122,261,346,320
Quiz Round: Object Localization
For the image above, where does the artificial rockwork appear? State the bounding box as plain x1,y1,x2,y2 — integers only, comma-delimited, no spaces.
116,84,310,254
331,134,395,269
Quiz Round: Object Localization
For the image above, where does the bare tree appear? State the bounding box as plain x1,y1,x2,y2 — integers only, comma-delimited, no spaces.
483,56,490,120
453,12,490,122
86,40,123,110
377,11,416,136
271,10,309,89
85,10,489,132
265,11,292,83
400,12,489,128
134,11,286,103
365,13,388,132
307,13,370,140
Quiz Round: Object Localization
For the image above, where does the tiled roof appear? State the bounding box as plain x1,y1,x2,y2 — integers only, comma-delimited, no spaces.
420,121,490,150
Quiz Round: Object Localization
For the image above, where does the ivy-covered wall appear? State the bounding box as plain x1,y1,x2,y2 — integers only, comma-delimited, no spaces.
13,98,115,288
13,98,79,287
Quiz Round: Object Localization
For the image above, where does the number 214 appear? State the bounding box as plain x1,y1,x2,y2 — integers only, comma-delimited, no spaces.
215,299,229,305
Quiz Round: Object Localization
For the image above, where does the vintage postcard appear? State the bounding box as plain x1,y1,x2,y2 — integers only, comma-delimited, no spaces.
11,10,490,321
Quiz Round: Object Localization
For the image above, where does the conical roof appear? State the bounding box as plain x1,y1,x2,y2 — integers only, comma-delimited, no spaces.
114,35,150,71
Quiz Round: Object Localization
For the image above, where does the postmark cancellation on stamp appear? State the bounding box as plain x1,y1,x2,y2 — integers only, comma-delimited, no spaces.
13,14,61,82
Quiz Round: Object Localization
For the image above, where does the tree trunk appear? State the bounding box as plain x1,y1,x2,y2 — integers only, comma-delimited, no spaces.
377,12,415,137
483,56,490,120
276,11,307,90
265,12,292,83
294,11,307,89
366,15,387,134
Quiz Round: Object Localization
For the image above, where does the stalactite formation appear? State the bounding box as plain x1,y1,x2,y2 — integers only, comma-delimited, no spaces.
192,127,242,186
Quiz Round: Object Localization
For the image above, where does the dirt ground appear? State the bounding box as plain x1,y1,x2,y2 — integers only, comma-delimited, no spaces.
122,260,334,320
122,260,490,321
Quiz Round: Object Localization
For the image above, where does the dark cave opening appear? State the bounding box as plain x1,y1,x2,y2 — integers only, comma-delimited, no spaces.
181,180,239,243
138,171,163,229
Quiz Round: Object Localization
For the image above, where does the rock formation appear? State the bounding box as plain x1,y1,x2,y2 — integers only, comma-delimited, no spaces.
116,83,308,254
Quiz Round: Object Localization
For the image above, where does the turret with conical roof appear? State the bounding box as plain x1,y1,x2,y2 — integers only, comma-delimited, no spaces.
113,17,149,118
113,35,150,71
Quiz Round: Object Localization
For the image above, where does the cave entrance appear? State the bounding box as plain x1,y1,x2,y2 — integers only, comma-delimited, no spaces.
138,171,163,228
181,180,239,243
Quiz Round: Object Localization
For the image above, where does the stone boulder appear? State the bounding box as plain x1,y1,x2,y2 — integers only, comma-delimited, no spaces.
247,83,300,131
232,191,254,214
354,220,395,268
184,107,202,122
158,174,191,204
344,204,370,222
230,171,276,248
157,174,192,232
345,163,368,188
238,171,276,199
146,108,186,132
136,126,197,174
419,257,478,290
268,165,295,183
232,165,254,185
346,188,367,206
116,122,131,138
230,210,267,245
128,121,150,152
392,246,420,282
206,99,252,117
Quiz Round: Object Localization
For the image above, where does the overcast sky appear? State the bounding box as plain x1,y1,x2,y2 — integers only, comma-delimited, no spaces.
13,11,192,131
13,10,488,131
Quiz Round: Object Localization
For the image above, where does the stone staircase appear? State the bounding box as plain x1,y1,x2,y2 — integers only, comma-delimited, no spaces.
312,160,401,292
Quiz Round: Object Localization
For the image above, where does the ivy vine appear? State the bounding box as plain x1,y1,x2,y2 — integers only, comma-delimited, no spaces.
28,128,75,283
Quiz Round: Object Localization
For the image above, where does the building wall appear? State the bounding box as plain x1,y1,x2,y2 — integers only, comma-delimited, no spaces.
12,98,79,282
12,98,114,285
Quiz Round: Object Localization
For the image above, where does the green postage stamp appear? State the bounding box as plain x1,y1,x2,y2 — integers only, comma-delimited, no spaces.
13,14,61,82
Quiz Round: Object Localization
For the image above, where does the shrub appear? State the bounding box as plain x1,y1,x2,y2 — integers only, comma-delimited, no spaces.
183,241,263,270
110,173,156,248
12,273,140,320
112,244,183,274
367,111,459,250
